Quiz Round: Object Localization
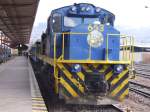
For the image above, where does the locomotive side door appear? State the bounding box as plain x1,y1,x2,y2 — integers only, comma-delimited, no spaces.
49,13,62,58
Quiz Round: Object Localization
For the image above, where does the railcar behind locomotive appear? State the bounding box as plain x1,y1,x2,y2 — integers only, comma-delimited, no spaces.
0,45,11,63
30,3,134,105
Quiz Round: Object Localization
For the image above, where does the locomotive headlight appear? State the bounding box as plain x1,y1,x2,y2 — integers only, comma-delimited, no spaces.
87,30,104,48
72,64,81,72
74,64,80,70
115,65,123,73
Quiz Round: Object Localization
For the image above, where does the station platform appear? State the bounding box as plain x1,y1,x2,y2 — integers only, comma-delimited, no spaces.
0,56,47,112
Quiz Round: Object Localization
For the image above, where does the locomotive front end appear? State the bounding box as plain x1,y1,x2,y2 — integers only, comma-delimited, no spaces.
34,3,134,105
52,4,133,102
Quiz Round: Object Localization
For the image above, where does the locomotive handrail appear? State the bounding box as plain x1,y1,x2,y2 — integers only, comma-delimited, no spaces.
54,32,134,65
106,34,134,63
106,34,134,71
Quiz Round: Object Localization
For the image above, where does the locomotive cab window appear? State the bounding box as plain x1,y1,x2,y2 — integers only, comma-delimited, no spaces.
64,16,82,27
52,13,62,32
84,18,99,24
64,17,100,27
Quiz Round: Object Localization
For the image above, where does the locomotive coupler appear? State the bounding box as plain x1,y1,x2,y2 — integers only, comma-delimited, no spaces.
85,72,109,96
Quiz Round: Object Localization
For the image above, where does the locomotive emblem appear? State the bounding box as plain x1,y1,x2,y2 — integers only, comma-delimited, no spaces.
87,24,104,48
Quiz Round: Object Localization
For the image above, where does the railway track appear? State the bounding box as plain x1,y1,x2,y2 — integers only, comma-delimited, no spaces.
135,68,150,72
65,104,123,112
132,64,150,79
136,73,150,79
134,63,150,67
48,103,124,112
129,82,150,99
31,60,125,112
134,64,150,70
135,71,150,79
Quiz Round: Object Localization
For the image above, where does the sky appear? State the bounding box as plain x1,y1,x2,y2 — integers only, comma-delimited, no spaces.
31,0,150,46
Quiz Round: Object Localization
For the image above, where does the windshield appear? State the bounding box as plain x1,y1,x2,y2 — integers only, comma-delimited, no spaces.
84,18,99,24
64,16,82,27
64,16,99,27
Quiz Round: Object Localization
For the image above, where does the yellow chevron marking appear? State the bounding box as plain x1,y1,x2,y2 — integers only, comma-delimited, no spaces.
76,72,84,81
58,64,84,93
82,64,92,72
60,77,78,97
111,70,128,85
105,70,113,81
93,64,98,68
110,78,128,96
119,88,129,101
99,65,108,72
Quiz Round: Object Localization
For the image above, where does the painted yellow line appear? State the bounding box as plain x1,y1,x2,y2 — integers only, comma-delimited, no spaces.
111,70,128,85
58,64,84,93
60,77,78,97
32,104,46,107
111,78,128,96
76,72,84,81
32,110,47,112
32,97,43,101
32,101,45,104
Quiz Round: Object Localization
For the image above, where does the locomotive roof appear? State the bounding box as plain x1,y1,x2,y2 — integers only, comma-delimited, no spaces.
51,3,115,19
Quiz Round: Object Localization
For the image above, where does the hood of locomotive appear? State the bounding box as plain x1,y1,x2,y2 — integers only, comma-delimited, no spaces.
64,24,120,60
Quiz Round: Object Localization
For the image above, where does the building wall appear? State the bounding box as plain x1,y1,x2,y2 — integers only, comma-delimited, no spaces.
11,49,18,56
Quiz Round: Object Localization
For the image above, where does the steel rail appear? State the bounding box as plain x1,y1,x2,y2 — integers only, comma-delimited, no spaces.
129,88,150,99
129,82,150,98
130,82,150,89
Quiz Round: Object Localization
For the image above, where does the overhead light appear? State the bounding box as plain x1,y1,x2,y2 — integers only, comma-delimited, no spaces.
81,7,86,11
86,7,90,11
96,7,101,13
71,6,77,11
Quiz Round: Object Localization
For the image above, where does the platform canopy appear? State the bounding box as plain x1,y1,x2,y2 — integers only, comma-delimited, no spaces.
0,0,39,47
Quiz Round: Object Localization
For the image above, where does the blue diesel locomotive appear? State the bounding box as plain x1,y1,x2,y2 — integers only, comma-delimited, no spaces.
30,3,134,105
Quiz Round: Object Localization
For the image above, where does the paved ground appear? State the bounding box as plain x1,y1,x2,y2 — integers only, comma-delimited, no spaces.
0,56,31,112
